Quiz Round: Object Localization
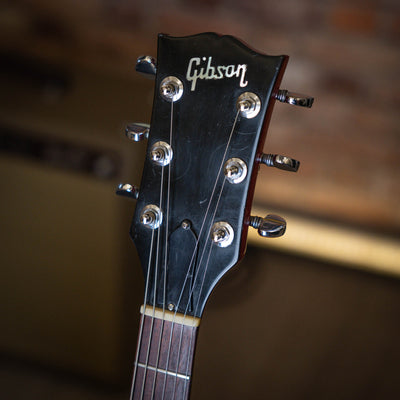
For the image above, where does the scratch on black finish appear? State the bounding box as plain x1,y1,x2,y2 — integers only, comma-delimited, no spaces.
130,33,287,318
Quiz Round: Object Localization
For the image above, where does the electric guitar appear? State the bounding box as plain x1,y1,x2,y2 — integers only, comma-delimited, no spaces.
116,33,314,400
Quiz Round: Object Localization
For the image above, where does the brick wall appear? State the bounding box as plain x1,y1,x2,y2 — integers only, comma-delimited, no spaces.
2,0,397,233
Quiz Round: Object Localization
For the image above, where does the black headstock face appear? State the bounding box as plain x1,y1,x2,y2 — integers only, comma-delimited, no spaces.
130,33,288,318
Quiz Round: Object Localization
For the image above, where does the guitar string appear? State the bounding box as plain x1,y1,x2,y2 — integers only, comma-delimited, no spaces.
169,107,240,320
172,231,216,398
149,163,167,399
181,110,243,397
183,110,244,394
139,100,174,399
176,176,227,399
132,93,239,398
182,238,215,399
165,109,240,399
174,109,240,397
140,165,165,400
129,228,155,400
180,178,227,398
152,100,174,399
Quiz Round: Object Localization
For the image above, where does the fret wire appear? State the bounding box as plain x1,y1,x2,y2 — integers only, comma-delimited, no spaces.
136,362,190,381
183,233,215,397
135,313,198,399
140,247,158,399
130,229,155,400
147,164,165,400
135,108,238,399
179,178,228,398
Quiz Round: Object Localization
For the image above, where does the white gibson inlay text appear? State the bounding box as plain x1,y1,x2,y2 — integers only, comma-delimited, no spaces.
186,57,248,91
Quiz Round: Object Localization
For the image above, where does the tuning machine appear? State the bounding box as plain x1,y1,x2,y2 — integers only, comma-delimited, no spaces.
249,214,286,238
260,153,300,172
125,123,150,142
115,183,139,200
136,55,157,78
275,89,314,108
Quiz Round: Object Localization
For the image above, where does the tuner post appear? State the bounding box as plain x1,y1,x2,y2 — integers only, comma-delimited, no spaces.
224,158,247,184
140,205,162,230
150,141,173,166
160,76,184,102
236,92,261,119
210,221,234,247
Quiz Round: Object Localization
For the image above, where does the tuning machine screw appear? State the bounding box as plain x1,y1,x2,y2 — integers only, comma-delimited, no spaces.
260,153,300,172
275,90,314,108
115,183,139,199
249,214,286,238
136,55,157,77
125,123,150,142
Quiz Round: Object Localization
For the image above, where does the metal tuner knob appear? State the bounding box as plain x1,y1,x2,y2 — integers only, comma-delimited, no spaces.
275,89,314,108
125,123,150,142
260,153,300,172
135,55,157,77
115,183,139,200
249,214,286,238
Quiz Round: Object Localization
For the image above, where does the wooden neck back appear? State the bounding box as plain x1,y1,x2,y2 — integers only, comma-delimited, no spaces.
131,307,200,400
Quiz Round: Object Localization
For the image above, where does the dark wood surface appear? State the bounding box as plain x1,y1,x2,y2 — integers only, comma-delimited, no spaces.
133,314,198,400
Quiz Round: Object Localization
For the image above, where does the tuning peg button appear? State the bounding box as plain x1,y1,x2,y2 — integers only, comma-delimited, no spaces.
249,214,286,238
125,123,150,142
260,153,300,172
275,89,314,108
116,183,139,200
135,55,157,77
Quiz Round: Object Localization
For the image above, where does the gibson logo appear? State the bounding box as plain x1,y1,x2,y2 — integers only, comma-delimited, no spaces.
186,57,248,91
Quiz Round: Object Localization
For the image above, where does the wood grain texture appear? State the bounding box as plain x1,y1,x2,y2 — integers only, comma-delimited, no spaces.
132,313,198,399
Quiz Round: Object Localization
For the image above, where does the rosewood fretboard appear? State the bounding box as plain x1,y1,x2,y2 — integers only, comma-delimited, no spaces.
131,307,200,400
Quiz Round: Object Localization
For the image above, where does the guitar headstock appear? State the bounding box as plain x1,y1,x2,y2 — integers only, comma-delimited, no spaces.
117,33,313,318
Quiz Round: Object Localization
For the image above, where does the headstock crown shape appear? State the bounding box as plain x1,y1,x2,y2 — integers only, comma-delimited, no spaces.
125,33,309,319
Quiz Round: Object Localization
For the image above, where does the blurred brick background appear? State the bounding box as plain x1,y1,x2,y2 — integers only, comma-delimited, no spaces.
0,1,399,399
1,0,399,231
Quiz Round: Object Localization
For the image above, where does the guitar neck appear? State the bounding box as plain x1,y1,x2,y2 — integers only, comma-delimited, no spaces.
131,306,200,400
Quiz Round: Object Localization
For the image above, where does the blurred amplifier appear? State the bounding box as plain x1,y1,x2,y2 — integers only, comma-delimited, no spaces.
0,57,153,384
